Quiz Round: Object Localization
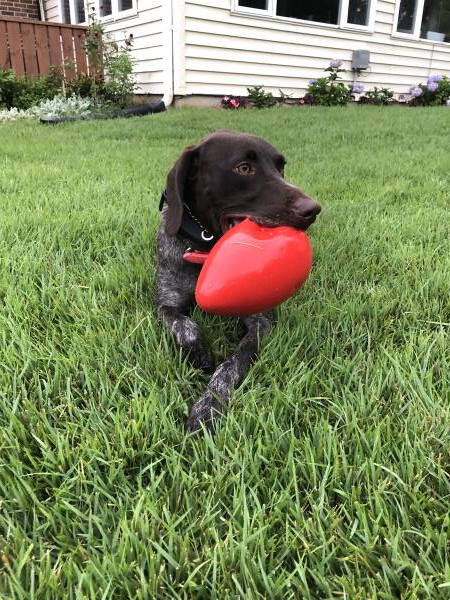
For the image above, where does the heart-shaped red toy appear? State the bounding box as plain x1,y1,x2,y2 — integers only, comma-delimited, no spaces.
195,218,313,316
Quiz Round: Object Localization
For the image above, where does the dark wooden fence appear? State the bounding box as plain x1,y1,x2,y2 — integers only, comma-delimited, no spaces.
0,17,89,80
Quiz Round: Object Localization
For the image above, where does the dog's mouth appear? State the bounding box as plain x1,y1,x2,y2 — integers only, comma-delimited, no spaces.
221,214,249,234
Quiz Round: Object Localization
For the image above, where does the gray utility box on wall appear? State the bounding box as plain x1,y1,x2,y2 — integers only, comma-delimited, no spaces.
352,50,370,70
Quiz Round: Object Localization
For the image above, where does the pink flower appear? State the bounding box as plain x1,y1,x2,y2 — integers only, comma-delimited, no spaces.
298,98,305,105
230,98,240,108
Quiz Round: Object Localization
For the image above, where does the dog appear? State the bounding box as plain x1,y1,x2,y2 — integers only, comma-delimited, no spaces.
157,130,321,433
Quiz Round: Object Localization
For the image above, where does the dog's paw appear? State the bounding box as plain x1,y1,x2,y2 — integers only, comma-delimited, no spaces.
188,345,215,373
185,392,225,434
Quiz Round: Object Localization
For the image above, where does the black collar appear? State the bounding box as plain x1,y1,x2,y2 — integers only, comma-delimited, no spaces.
159,189,217,251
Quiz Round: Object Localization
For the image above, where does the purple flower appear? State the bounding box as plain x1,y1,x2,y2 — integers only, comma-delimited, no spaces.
428,74,442,82
427,81,439,92
308,79,317,85
410,86,422,97
330,59,343,68
398,94,407,102
352,83,364,94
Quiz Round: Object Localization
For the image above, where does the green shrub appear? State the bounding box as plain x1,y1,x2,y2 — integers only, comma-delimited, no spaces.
301,60,353,107
409,75,450,106
80,8,136,107
0,67,62,110
246,85,277,108
358,87,395,105
65,73,104,98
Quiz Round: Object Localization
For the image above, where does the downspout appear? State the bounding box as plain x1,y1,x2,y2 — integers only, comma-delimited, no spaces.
162,0,174,108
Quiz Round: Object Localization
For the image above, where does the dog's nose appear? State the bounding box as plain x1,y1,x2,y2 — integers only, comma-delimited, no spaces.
297,196,321,220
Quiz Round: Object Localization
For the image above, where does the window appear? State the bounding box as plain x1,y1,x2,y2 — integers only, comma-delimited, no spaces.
119,0,133,10
100,0,112,18
61,0,86,23
396,0,450,41
61,0,135,23
98,0,135,19
235,0,374,28
348,0,371,26
276,0,339,25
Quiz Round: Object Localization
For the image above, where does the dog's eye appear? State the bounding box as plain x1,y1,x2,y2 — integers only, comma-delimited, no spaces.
234,162,253,175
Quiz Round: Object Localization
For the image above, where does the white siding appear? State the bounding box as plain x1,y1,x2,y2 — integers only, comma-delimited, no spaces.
103,3,164,94
43,0,450,99
44,0,60,21
184,0,450,97
43,0,164,95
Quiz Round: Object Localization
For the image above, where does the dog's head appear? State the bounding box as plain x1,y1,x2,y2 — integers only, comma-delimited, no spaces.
164,130,321,237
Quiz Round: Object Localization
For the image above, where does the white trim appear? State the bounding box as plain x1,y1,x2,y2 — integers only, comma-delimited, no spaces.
412,0,425,38
233,0,375,31
338,0,349,28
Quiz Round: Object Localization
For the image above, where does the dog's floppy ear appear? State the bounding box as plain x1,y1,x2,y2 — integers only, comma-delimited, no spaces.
164,144,199,236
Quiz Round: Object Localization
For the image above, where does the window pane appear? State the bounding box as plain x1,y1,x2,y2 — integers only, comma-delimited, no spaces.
347,0,370,25
420,0,450,41
119,0,133,10
238,0,268,8
276,0,339,25
76,0,85,22
62,0,71,23
100,0,112,17
396,0,417,33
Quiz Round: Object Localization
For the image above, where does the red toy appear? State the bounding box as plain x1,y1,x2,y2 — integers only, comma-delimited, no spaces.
195,218,313,316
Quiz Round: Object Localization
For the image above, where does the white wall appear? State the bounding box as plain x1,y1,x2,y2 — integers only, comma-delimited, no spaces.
183,0,450,97
42,0,450,98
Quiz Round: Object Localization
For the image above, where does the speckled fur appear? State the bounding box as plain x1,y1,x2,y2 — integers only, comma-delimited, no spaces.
156,131,320,433
157,210,274,432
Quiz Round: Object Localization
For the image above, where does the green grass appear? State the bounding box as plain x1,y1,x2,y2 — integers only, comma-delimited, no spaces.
1,106,449,599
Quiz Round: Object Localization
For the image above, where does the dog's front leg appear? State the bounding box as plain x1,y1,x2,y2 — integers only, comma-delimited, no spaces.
186,312,274,433
157,227,214,373
158,305,214,373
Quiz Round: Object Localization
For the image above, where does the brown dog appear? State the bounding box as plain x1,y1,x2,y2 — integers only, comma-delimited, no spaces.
157,130,321,432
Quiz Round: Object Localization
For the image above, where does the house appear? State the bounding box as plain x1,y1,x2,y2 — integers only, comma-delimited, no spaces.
35,0,450,104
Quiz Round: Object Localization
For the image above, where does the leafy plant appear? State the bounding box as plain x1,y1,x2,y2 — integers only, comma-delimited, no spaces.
408,75,450,106
300,60,352,107
102,38,136,107
0,95,92,122
79,8,136,107
358,87,395,105
246,85,277,108
0,67,62,110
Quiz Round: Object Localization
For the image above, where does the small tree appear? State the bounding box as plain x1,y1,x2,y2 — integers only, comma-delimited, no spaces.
81,8,136,108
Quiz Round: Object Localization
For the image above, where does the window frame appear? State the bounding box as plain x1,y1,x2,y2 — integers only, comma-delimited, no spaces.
60,0,137,25
233,0,376,31
393,0,449,43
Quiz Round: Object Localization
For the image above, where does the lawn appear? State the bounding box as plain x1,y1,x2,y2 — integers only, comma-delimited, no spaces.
1,106,449,599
